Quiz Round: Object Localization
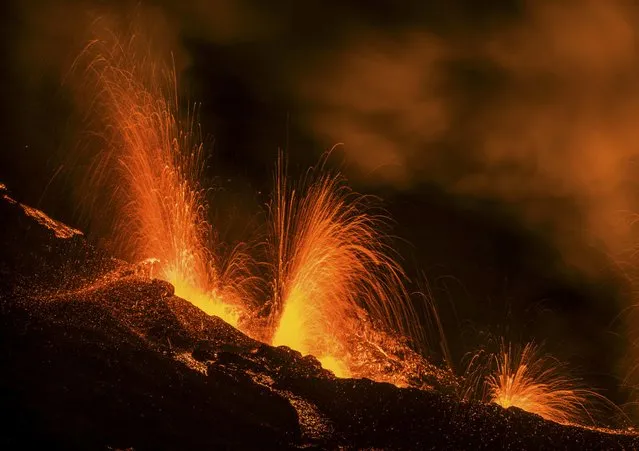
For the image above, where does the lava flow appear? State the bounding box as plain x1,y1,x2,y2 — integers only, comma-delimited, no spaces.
73,30,248,327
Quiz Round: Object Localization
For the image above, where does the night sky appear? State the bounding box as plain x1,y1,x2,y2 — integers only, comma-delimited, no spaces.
2,0,639,414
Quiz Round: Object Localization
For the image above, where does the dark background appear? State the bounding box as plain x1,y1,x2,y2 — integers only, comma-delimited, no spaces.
1,0,637,414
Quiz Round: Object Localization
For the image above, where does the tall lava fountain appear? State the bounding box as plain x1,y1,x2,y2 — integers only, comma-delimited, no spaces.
71,29,248,326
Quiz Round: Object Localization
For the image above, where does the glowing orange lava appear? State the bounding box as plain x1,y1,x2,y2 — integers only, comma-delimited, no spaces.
21,202,83,240
267,155,422,378
487,342,596,425
73,26,434,387
74,29,248,326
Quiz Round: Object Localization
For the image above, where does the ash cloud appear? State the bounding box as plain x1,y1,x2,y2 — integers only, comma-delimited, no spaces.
296,0,639,275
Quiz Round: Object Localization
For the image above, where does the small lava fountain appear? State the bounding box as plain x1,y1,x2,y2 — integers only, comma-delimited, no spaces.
72,29,249,326
266,155,423,379
487,342,597,425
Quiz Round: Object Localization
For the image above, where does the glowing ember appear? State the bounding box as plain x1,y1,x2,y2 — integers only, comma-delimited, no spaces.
72,29,247,326
267,155,422,378
20,204,83,239
2,194,83,240
487,342,596,425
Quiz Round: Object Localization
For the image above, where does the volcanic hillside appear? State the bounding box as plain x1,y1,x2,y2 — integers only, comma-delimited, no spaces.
1,183,637,449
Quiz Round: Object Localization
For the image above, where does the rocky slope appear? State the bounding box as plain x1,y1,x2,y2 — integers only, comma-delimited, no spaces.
1,183,637,450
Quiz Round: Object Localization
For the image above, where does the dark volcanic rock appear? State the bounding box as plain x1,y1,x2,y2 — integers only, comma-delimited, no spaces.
1,186,638,450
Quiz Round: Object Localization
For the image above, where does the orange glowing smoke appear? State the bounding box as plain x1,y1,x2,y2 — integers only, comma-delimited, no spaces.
267,155,422,378
74,30,251,326
487,342,596,425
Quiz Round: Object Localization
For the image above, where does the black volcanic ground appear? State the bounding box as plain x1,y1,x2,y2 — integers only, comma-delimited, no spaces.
1,183,637,450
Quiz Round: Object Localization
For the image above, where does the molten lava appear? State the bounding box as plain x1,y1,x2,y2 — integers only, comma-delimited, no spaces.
21,203,83,240
267,156,422,378
74,30,247,326
487,342,595,425
72,26,436,386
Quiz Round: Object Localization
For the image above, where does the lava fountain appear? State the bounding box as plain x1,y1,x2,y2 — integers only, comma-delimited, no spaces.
70,25,433,385
71,28,250,326
267,155,423,378
487,342,598,425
